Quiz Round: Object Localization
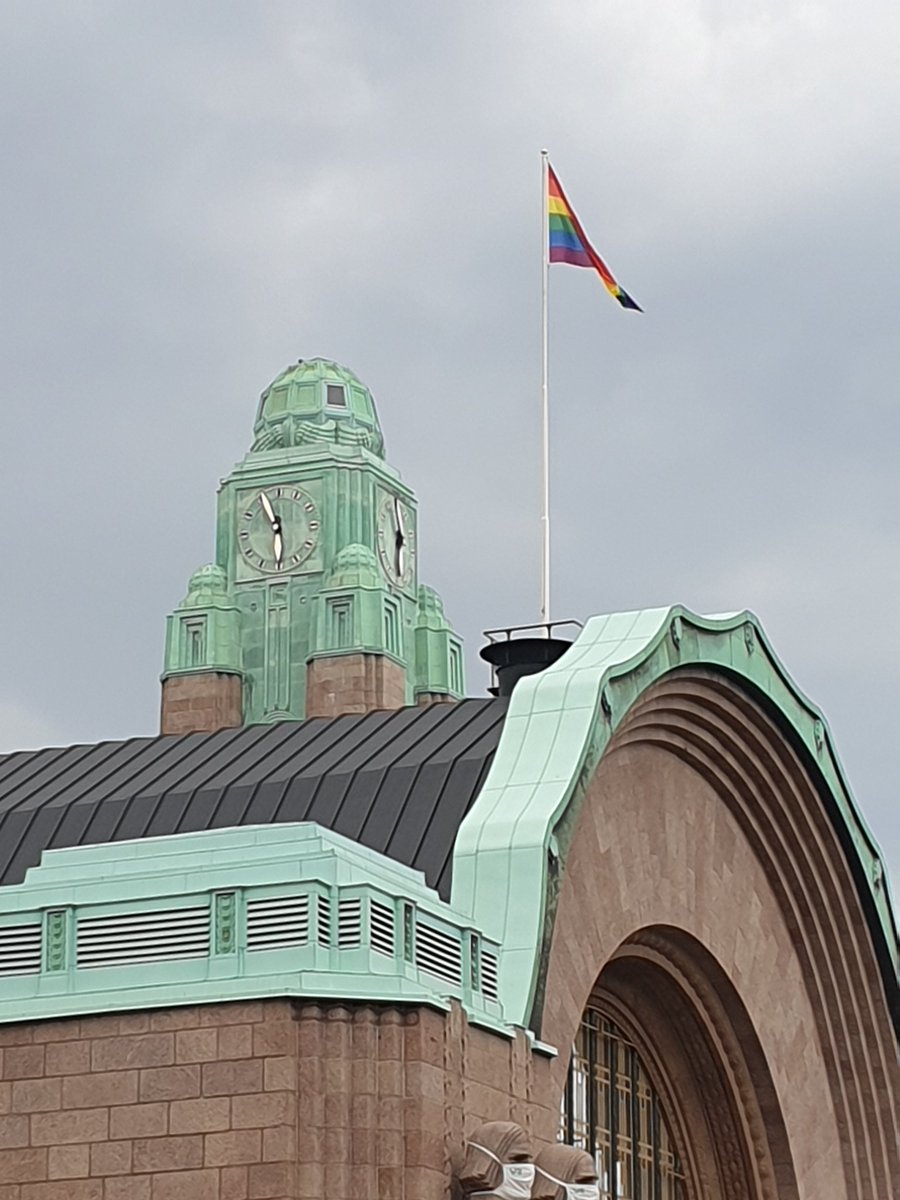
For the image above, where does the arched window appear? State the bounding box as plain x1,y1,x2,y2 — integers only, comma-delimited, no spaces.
561,1007,687,1200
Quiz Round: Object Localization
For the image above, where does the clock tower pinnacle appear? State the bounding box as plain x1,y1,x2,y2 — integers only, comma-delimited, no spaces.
160,359,464,734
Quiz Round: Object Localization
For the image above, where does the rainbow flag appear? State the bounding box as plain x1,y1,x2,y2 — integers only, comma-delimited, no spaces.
548,165,642,311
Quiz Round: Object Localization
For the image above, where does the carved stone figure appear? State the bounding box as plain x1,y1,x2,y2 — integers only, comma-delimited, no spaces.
459,1121,534,1197
532,1145,599,1200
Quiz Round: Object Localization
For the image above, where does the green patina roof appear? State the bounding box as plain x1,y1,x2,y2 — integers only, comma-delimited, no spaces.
252,358,385,457
0,824,504,1030
176,563,231,609
324,542,381,589
416,584,451,631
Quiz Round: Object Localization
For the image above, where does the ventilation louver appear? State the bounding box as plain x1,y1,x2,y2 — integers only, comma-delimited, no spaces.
246,894,309,952
76,906,209,969
337,898,362,948
0,923,42,977
481,950,499,1001
414,922,462,986
370,900,395,958
317,895,332,947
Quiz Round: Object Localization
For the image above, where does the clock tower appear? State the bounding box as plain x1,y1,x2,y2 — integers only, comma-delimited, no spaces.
160,359,464,734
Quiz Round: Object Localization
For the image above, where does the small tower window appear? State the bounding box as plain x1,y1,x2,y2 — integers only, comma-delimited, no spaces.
383,598,401,657
449,643,463,694
328,597,354,648
326,384,347,408
181,617,207,667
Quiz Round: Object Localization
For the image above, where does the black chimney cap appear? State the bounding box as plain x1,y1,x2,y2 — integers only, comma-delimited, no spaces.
480,635,572,697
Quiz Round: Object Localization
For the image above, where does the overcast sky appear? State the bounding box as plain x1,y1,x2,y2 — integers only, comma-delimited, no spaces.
0,1,897,878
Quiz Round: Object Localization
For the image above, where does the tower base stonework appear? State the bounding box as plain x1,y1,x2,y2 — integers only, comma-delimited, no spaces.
160,671,243,735
306,654,406,718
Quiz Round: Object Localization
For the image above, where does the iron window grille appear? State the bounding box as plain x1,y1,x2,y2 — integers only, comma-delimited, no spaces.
561,1009,687,1200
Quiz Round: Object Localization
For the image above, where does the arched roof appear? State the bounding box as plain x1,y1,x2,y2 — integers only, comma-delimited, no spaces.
451,606,897,1027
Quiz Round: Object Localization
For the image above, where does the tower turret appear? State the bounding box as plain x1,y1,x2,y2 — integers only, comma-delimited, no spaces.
414,585,465,705
160,565,243,734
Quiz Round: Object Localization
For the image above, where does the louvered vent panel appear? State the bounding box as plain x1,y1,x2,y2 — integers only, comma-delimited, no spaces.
337,898,362,948
415,922,462,986
246,894,309,952
76,906,209,969
481,950,499,1001
369,900,395,958
317,895,331,946
0,923,42,977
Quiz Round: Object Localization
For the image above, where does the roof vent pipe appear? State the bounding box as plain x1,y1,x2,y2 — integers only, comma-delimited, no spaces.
480,621,581,697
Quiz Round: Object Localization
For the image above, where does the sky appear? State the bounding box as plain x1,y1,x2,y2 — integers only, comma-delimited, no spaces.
0,1,897,878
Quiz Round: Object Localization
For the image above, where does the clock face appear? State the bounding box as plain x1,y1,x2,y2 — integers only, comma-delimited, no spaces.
238,486,320,574
377,494,416,589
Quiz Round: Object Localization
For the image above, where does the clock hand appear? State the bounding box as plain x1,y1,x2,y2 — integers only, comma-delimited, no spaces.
393,494,410,578
393,497,406,543
259,491,277,526
393,497,407,577
259,492,285,565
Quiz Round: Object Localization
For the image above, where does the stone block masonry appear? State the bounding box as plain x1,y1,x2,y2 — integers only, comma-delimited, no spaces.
305,654,406,719
0,999,556,1200
160,673,243,736
0,1001,295,1200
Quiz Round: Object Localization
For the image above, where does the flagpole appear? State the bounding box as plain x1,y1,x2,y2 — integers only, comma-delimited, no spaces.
540,149,551,627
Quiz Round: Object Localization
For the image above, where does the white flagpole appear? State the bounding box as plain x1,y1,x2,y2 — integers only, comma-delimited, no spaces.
540,149,551,627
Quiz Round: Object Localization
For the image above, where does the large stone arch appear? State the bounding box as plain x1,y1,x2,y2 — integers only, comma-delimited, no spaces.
536,670,897,1199
593,928,797,1200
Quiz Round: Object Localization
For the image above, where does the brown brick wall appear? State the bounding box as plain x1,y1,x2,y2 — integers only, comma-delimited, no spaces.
292,1003,556,1200
305,655,406,718
160,674,243,736
0,1000,555,1200
291,1003,555,1200
0,1002,296,1200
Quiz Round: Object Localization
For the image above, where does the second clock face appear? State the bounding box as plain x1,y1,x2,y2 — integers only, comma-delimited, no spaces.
238,486,320,574
377,494,416,589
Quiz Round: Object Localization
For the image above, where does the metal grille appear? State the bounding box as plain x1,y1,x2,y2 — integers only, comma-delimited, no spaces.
76,906,209,969
337,898,362,948
369,900,395,957
317,895,332,946
481,950,499,1001
561,1009,687,1200
246,894,309,952
414,921,462,986
0,923,42,977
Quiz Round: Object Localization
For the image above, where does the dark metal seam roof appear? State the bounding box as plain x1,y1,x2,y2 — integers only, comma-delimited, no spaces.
0,699,508,900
